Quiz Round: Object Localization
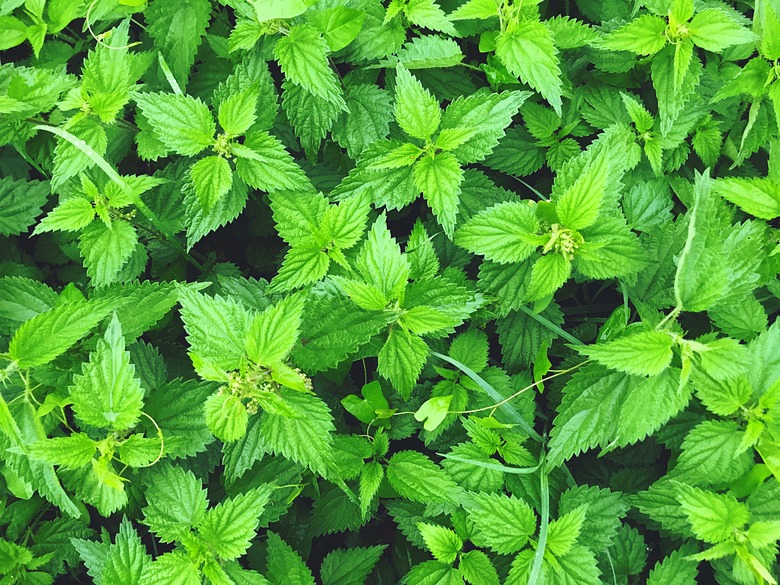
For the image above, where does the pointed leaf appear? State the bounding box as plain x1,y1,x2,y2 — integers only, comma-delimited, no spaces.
576,330,674,377
394,64,441,140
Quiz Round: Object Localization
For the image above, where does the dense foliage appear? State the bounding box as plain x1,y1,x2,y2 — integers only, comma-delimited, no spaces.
1,0,779,583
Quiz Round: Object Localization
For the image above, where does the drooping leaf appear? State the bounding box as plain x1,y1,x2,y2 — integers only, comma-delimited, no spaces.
496,21,563,114
134,92,215,156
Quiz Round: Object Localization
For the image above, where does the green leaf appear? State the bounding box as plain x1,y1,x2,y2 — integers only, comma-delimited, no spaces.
254,0,310,23
320,546,386,585
178,287,251,371
694,337,750,382
142,465,208,543
555,149,610,230
689,9,754,53
274,23,344,107
576,330,674,377
575,215,646,280
332,84,393,159
547,15,599,49
525,253,571,302
386,451,463,505
74,516,151,585
454,201,539,264
372,142,424,169
417,523,462,564
458,550,499,585
675,483,749,543
622,179,673,233
91,281,180,341
218,86,258,137
78,220,139,286
378,329,429,400
272,243,330,292
189,155,233,211
140,551,200,585
652,44,701,135
546,506,587,557
213,53,277,131
9,299,114,368
26,433,96,470
292,287,391,372
146,0,210,88
355,215,409,301
601,15,667,55
52,117,108,188
359,461,384,518
0,277,57,335
414,153,463,236
266,532,316,585
547,365,689,466
0,16,27,51
331,277,387,311
404,0,457,35
0,177,49,236
102,517,152,585
403,561,463,585
760,1,780,60
713,177,780,220
309,7,365,52
496,304,563,370
401,305,456,335
258,389,336,477
549,545,601,585
647,548,699,585
435,127,476,152
672,39,695,92
204,392,248,442
559,485,628,552
118,434,161,467
692,372,752,416
394,64,441,140
441,91,528,164
270,190,326,245
390,35,464,69
199,487,272,560
34,195,94,234
234,131,312,193
449,0,500,20
672,420,753,486
79,20,139,123
496,21,563,114
134,92,215,156
322,194,371,251
245,295,304,365
674,172,730,312
448,330,489,373
464,492,536,554
282,80,343,155
69,313,144,431
414,396,453,432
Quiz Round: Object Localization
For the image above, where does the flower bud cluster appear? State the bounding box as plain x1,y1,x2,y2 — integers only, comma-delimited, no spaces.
216,363,313,415
554,229,580,260
543,223,583,260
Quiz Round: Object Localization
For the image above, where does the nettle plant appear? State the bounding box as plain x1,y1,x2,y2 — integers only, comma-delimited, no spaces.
0,0,780,584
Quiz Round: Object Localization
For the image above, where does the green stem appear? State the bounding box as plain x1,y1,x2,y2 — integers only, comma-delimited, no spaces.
432,351,542,441
527,451,549,585
516,304,584,346
655,306,681,330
